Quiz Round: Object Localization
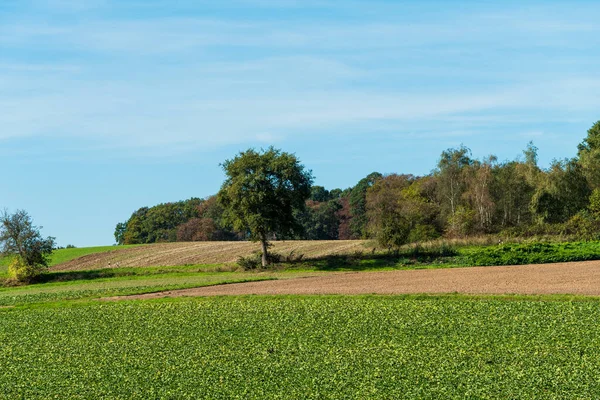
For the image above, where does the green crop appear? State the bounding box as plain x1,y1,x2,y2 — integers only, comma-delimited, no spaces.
2,296,600,398
0,272,280,306
462,241,600,266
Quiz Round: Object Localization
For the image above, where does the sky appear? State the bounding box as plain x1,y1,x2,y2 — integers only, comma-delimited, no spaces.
1,0,599,246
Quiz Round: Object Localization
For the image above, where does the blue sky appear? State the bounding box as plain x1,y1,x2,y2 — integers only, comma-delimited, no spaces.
1,0,599,246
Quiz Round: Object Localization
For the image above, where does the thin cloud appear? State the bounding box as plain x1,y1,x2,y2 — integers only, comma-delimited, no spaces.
1,1,599,157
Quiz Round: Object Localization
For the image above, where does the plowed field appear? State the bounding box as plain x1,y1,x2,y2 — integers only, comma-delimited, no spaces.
51,240,370,271
105,260,600,299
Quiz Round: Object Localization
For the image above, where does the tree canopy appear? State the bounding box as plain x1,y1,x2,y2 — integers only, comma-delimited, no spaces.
114,120,600,250
217,147,313,266
0,210,55,282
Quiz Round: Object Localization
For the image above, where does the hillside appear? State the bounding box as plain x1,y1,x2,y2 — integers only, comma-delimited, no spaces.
51,240,371,271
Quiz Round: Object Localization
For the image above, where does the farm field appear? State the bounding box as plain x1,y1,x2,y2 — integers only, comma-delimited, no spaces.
50,240,372,272
0,239,595,278
2,242,600,398
0,268,324,307
45,240,600,273
3,240,600,306
3,240,600,397
3,296,600,399
109,259,600,299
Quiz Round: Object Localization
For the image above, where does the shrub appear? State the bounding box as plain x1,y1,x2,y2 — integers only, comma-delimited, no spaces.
406,243,458,258
564,211,600,241
7,257,44,283
237,251,284,270
464,241,600,266
1,210,55,283
408,224,440,243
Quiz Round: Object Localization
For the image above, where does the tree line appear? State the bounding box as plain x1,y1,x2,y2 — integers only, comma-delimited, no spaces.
116,121,600,248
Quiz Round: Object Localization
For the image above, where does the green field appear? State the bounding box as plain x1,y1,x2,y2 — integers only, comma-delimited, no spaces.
2,241,600,398
2,296,600,399
0,245,142,277
47,245,142,265
0,267,320,307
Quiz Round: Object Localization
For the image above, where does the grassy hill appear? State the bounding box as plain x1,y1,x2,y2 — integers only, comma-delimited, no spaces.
0,245,142,277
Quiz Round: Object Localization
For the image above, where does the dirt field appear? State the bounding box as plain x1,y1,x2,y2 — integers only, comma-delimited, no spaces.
51,240,371,271
105,260,600,300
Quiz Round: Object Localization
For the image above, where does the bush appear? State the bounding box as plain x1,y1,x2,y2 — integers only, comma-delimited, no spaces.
406,243,458,258
408,224,440,243
237,251,284,270
1,210,55,283
564,211,600,241
447,207,476,237
7,257,44,283
464,241,600,266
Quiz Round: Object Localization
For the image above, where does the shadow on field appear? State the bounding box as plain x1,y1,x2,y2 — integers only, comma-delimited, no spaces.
285,246,459,271
35,269,122,284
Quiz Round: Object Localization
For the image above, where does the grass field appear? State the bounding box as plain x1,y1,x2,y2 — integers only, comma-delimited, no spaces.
0,245,141,277
2,295,600,399
0,267,323,307
48,245,142,265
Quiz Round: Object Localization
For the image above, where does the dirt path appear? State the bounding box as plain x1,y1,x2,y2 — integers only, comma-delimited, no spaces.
103,260,600,300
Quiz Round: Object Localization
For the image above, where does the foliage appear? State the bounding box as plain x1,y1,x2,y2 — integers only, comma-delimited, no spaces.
446,206,476,237
7,256,43,282
531,158,590,224
0,210,55,282
218,147,313,266
367,175,440,248
237,251,285,270
112,120,600,246
492,161,535,228
336,196,353,240
118,198,203,244
588,188,600,217
177,218,218,241
435,145,472,221
3,297,600,398
295,199,342,240
309,185,332,202
176,196,240,241
464,241,600,266
114,222,127,245
577,120,600,189
348,172,383,238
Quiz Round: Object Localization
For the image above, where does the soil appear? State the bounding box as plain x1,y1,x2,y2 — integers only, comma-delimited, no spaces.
103,260,600,300
52,240,371,271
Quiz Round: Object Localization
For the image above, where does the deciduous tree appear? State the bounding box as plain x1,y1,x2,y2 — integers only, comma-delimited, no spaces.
0,210,55,282
218,147,313,267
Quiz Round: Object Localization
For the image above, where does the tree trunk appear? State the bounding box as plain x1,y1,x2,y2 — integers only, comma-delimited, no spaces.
260,234,268,268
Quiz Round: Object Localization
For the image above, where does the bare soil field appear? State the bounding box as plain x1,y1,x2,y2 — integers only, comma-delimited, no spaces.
106,260,600,299
51,240,371,271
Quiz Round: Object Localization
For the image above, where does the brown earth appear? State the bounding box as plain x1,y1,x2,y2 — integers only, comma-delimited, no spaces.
52,240,371,271
104,260,600,300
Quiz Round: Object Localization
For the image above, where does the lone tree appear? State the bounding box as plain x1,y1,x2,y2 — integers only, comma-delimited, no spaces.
0,210,55,282
218,147,313,267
